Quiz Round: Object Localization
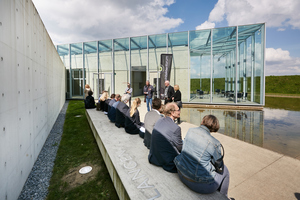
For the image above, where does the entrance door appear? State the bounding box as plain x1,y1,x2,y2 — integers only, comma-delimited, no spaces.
93,73,113,99
149,71,160,98
72,69,83,98
131,71,146,97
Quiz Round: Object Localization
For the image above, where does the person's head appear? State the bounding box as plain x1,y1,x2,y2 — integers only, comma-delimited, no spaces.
201,115,220,132
174,84,180,91
130,98,141,117
110,94,115,99
121,94,130,103
100,91,108,101
115,94,121,101
88,90,93,96
85,84,90,89
127,83,131,88
152,98,162,110
165,80,170,87
146,80,150,86
164,102,180,120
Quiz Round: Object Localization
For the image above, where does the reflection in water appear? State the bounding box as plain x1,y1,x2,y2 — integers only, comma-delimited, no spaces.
181,107,300,159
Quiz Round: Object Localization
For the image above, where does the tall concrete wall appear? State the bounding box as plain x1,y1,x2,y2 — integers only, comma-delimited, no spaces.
0,1,66,200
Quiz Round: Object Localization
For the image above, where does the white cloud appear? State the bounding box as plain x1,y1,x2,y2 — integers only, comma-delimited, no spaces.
196,0,300,30
196,21,215,30
266,48,300,75
32,0,183,44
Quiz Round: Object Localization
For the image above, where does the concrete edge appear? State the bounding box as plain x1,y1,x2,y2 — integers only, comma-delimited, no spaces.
86,110,130,200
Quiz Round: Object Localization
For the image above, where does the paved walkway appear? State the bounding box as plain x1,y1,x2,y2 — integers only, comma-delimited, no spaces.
137,100,300,200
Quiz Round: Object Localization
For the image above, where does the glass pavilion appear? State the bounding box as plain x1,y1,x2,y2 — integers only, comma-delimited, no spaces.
57,23,265,106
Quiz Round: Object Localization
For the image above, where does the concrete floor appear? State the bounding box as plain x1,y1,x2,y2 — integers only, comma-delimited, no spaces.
136,100,300,200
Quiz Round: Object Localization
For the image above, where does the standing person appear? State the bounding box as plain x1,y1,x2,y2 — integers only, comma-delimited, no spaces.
164,80,174,104
143,80,154,112
125,83,132,107
172,84,182,124
148,102,182,173
84,84,92,99
174,115,230,197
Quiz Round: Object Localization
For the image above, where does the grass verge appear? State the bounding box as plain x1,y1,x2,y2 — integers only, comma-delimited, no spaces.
47,100,118,200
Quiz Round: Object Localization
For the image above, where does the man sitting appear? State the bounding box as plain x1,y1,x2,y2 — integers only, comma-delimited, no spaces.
107,94,116,114
143,98,163,149
85,91,96,109
115,94,130,128
108,94,120,122
148,102,182,173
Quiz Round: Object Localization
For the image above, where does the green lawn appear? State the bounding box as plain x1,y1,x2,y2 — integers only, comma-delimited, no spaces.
47,100,118,200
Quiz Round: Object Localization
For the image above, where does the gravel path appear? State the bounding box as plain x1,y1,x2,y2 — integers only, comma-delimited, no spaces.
18,101,69,200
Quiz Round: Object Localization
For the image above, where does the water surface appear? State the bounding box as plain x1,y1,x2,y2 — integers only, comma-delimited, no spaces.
181,97,300,160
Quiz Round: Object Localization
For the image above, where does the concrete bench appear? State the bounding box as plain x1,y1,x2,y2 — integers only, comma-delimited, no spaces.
86,109,227,200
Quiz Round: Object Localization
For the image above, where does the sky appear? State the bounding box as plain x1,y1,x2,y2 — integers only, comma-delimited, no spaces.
32,0,300,76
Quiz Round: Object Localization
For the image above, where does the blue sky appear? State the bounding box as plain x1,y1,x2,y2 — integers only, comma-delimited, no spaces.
32,0,300,76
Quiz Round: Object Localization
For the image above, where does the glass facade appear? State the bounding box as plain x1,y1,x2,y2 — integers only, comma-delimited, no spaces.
57,23,265,105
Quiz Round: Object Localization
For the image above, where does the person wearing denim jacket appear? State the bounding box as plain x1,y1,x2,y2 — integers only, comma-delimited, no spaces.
174,115,230,197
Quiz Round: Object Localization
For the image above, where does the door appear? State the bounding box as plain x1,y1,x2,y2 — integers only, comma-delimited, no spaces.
149,70,160,98
93,73,113,99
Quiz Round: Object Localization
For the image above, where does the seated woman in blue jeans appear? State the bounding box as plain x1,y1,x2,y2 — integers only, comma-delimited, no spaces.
174,115,230,197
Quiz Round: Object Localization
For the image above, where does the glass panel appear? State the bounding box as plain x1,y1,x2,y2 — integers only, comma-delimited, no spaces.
168,31,189,102
57,44,69,68
212,26,236,104
189,29,211,103
130,36,147,97
114,38,129,95
83,41,97,98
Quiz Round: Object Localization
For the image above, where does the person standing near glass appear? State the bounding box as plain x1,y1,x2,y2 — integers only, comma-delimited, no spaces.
172,84,182,124
125,83,132,107
143,80,154,111
164,80,175,104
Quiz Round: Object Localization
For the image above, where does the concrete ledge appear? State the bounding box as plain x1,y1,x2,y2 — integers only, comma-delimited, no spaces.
86,109,228,200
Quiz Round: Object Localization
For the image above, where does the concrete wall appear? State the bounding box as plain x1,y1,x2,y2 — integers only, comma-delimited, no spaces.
0,1,66,200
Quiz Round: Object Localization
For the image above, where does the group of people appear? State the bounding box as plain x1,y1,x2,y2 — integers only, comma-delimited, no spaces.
83,81,230,197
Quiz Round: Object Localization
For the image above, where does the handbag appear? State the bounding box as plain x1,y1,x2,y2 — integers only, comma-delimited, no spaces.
211,144,224,173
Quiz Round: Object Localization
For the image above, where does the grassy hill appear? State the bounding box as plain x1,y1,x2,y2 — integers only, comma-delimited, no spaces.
190,75,300,95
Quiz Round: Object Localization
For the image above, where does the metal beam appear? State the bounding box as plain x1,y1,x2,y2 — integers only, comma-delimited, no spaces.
130,38,142,50
206,30,211,46
114,41,128,51
148,37,156,48
98,41,112,51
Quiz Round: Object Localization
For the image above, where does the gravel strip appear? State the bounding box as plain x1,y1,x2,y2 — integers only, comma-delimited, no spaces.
18,101,69,200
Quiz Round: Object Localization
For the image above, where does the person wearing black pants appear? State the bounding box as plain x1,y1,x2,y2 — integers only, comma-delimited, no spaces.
164,80,174,105
173,84,182,124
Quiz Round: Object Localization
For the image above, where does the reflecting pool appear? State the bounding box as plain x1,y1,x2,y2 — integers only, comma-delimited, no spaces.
181,97,300,160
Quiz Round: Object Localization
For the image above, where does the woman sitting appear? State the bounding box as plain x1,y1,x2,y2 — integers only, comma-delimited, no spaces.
99,91,109,111
174,115,230,197
85,91,96,109
125,98,144,136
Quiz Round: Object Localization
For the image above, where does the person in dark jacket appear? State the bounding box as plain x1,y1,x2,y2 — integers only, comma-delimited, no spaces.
108,94,120,122
143,80,154,111
85,91,96,109
107,94,116,114
125,98,144,136
115,94,130,128
172,84,182,124
148,102,182,173
164,80,175,104
143,98,163,149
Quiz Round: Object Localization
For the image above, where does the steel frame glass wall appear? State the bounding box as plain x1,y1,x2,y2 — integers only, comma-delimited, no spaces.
57,23,265,106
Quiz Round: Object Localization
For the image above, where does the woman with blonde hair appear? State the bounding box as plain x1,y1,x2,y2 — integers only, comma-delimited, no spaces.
99,91,109,111
125,98,145,136
84,84,92,99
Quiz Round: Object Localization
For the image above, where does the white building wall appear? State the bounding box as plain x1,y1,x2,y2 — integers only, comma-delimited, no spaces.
0,1,66,200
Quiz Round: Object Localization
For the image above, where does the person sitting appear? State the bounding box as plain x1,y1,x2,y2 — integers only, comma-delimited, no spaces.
99,91,109,111
124,98,145,135
115,94,130,128
143,98,163,149
174,115,230,197
108,94,120,122
85,91,96,109
107,94,116,114
148,102,182,173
